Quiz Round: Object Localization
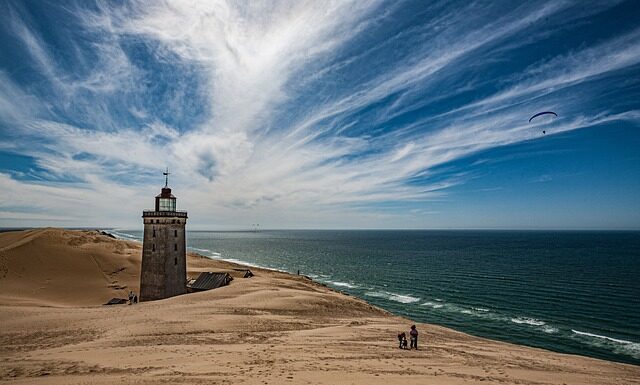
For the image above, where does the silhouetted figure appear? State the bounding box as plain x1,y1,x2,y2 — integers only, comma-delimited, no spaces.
409,325,418,350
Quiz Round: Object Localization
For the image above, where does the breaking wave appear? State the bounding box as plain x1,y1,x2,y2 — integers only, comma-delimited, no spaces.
189,247,211,253
365,291,420,304
421,300,558,334
421,301,444,309
325,280,359,289
510,317,546,326
189,247,221,258
571,330,640,359
107,230,140,241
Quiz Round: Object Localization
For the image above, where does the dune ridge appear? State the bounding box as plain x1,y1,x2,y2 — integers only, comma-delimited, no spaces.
0,228,638,384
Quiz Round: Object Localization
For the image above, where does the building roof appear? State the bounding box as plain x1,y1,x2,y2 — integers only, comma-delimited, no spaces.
189,272,233,291
156,187,176,199
104,298,128,305
232,268,254,278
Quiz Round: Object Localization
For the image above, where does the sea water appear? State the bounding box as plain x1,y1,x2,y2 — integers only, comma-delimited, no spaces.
110,229,640,365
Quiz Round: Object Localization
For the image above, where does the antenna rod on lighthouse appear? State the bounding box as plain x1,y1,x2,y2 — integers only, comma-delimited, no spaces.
163,167,170,188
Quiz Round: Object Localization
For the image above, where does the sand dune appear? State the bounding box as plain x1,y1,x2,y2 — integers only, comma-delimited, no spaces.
0,228,142,306
0,228,244,306
0,228,638,384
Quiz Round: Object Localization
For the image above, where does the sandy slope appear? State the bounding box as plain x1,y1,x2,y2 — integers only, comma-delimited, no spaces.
0,228,638,384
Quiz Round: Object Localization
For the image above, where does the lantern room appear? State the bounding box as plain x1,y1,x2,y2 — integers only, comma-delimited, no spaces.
155,187,176,212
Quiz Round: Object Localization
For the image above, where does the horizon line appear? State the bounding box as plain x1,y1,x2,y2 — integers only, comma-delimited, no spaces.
1,227,639,232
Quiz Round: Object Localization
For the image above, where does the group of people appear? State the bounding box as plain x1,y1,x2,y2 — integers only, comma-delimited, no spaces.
397,325,419,350
128,291,138,305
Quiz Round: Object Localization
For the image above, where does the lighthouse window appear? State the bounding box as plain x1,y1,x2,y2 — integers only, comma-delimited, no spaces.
153,229,156,238
174,243,178,251
152,244,155,251
159,198,176,211
174,257,178,265
174,229,177,237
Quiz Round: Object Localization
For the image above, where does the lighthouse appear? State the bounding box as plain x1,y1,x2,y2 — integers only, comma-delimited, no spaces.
140,170,188,301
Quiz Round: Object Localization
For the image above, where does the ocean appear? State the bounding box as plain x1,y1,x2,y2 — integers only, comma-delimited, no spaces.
110,229,640,365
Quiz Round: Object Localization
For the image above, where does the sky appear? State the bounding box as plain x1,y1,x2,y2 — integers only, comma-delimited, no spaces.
0,0,639,230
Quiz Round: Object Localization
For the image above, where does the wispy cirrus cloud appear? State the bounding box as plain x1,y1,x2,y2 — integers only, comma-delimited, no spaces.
0,0,639,228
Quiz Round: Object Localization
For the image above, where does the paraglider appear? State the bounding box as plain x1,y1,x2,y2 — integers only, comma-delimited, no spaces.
528,111,557,122
528,111,557,134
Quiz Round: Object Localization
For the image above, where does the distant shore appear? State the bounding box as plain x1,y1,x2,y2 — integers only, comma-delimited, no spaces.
0,228,638,384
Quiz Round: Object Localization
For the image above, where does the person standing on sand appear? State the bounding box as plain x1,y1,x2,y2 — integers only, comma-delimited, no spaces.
409,325,418,349
398,332,407,349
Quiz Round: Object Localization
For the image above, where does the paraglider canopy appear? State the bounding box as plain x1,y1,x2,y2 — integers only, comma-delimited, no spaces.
528,111,557,123
529,111,558,134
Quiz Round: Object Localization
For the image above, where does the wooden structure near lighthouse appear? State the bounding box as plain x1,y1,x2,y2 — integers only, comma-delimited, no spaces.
140,170,188,301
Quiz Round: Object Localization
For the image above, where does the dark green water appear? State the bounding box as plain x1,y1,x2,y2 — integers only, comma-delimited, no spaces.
111,229,640,365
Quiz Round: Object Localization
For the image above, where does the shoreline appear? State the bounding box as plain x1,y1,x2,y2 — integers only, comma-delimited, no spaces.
1,228,638,384
103,228,640,367
106,228,296,276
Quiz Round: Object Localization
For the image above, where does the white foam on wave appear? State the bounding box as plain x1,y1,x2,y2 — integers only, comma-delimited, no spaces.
223,257,258,267
203,253,319,278
572,330,639,345
418,302,563,337
511,317,546,326
389,293,421,304
571,330,640,358
108,230,140,241
189,247,223,259
422,301,444,308
421,300,562,337
453,304,491,317
326,280,358,289
365,291,420,304
189,247,211,253
422,301,489,315
216,257,281,272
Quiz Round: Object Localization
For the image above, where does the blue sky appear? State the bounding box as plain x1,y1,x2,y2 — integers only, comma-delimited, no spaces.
1,0,639,230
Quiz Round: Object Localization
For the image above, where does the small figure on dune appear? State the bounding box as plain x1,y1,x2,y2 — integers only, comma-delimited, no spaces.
398,332,408,349
409,325,418,350
128,291,138,305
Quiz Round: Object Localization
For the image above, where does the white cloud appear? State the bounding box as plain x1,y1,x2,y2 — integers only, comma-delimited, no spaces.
1,1,639,228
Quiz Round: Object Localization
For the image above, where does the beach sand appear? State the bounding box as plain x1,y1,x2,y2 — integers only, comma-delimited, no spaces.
0,228,638,384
